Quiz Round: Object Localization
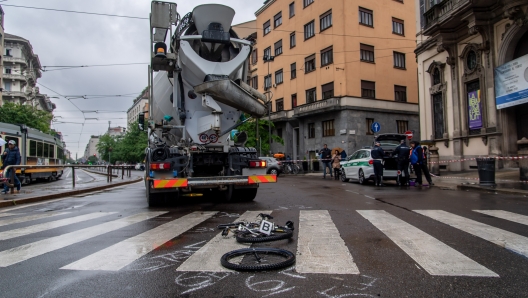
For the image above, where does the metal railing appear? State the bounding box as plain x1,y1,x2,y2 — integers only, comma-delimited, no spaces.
1,165,135,194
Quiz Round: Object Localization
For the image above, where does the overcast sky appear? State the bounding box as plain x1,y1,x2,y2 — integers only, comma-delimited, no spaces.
3,0,262,159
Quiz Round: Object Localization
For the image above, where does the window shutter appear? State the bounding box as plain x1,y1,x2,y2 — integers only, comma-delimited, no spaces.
305,54,315,62
322,82,334,93
360,44,374,51
361,80,375,90
274,12,282,22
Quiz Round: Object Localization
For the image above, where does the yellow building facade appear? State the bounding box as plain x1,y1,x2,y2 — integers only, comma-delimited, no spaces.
252,0,420,160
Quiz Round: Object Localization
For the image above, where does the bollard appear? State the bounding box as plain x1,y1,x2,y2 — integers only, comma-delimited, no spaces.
72,167,76,188
122,167,124,179
9,168,15,194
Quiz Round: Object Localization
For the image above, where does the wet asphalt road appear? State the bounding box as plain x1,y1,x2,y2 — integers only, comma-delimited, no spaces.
1,175,528,297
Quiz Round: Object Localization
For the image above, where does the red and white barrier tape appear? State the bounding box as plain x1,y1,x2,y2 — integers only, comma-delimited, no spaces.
430,173,528,183
429,156,528,164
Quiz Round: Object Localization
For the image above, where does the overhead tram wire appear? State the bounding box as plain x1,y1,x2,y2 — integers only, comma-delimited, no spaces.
6,4,418,41
1,4,148,20
37,82,87,148
42,63,148,72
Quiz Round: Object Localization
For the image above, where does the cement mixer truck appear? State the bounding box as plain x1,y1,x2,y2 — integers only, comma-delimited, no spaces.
141,1,276,206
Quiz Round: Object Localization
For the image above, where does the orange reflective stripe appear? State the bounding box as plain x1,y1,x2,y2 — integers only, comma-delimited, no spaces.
247,175,277,184
153,179,188,188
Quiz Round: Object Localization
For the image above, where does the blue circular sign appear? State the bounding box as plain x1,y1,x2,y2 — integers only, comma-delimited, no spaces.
371,122,381,133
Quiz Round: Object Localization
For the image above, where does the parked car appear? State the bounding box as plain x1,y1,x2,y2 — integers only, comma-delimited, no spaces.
340,134,407,184
259,157,282,176
135,163,145,171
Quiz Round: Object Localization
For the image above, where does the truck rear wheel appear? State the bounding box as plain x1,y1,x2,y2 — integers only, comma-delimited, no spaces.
146,181,162,207
236,188,258,202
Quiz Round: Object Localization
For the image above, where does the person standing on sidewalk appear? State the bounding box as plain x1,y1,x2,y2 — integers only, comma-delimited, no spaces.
320,144,332,179
371,141,385,186
393,139,410,186
332,150,341,180
2,140,21,194
421,146,434,186
410,141,424,186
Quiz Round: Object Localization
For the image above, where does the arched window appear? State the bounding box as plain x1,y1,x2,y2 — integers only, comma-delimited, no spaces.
466,50,477,71
433,68,441,85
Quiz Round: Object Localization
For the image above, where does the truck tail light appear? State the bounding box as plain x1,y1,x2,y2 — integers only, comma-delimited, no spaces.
150,162,171,170
368,160,374,165
277,161,282,165
249,161,267,168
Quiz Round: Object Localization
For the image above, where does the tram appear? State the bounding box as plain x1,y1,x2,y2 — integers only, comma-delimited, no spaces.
0,122,64,184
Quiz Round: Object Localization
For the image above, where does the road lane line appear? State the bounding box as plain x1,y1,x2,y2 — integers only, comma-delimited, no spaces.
0,212,70,227
176,210,271,272
0,197,72,213
364,195,375,200
0,213,19,218
345,190,360,195
296,210,359,274
0,212,116,241
0,211,167,267
416,210,528,259
61,211,217,271
358,210,497,277
474,210,528,226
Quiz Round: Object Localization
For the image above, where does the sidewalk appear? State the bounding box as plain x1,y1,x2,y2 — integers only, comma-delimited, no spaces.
302,168,528,196
0,169,143,208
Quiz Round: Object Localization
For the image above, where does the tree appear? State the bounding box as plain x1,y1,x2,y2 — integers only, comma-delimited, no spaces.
236,117,283,155
96,121,148,164
96,134,117,163
0,102,53,133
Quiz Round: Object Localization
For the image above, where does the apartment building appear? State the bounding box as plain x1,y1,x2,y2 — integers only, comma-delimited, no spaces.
415,0,528,171
127,88,149,126
253,0,420,160
3,33,43,106
0,6,4,105
83,135,100,160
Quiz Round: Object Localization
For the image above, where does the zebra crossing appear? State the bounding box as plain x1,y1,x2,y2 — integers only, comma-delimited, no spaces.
0,207,528,277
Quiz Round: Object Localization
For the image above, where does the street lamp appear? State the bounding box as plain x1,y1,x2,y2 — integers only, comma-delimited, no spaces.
264,55,274,156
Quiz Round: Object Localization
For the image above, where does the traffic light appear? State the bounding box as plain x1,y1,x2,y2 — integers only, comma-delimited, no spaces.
93,154,96,157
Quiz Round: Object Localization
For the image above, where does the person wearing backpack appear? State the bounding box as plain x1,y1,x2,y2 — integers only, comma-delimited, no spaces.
421,146,434,186
2,140,21,194
410,141,424,186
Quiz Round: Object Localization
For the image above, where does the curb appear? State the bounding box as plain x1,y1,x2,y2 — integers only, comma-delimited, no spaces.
0,177,143,208
457,184,528,196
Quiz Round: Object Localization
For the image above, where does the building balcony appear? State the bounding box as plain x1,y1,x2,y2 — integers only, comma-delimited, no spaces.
422,0,495,35
294,97,341,118
269,96,419,122
3,73,27,83
3,56,27,66
3,91,28,100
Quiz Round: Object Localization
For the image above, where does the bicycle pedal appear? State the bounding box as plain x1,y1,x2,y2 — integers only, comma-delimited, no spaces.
285,221,294,230
221,228,229,236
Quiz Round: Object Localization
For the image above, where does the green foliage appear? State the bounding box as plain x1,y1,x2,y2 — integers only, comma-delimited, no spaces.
236,117,283,155
0,102,53,133
96,121,148,164
87,155,98,164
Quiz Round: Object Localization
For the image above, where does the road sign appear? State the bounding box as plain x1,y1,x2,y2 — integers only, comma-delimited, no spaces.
405,130,413,140
371,122,381,133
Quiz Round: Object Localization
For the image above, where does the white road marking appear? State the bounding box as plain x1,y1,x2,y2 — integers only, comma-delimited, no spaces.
61,211,217,271
0,213,19,218
416,210,528,259
0,197,72,213
364,195,375,200
0,212,116,241
345,190,360,195
0,211,167,267
296,210,359,274
0,212,70,227
474,210,528,226
358,210,497,277
176,210,271,272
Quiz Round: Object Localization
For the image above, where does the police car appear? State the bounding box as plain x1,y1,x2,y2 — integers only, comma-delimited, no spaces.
340,134,407,184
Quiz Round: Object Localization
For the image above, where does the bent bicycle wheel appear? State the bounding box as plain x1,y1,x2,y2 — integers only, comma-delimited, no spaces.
235,229,293,243
221,248,295,271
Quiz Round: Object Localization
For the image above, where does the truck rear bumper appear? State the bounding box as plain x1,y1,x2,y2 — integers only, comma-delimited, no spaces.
148,175,277,189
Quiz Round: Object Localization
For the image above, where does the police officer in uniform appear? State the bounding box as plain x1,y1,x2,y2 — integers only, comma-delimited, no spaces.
371,141,384,186
393,139,410,186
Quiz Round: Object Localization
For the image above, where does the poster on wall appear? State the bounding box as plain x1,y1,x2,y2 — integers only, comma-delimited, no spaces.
495,54,528,109
468,90,483,129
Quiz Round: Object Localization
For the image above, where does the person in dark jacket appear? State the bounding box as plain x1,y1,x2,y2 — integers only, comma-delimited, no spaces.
371,141,384,186
421,146,434,186
410,141,424,186
320,144,332,179
393,139,410,186
2,140,21,194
